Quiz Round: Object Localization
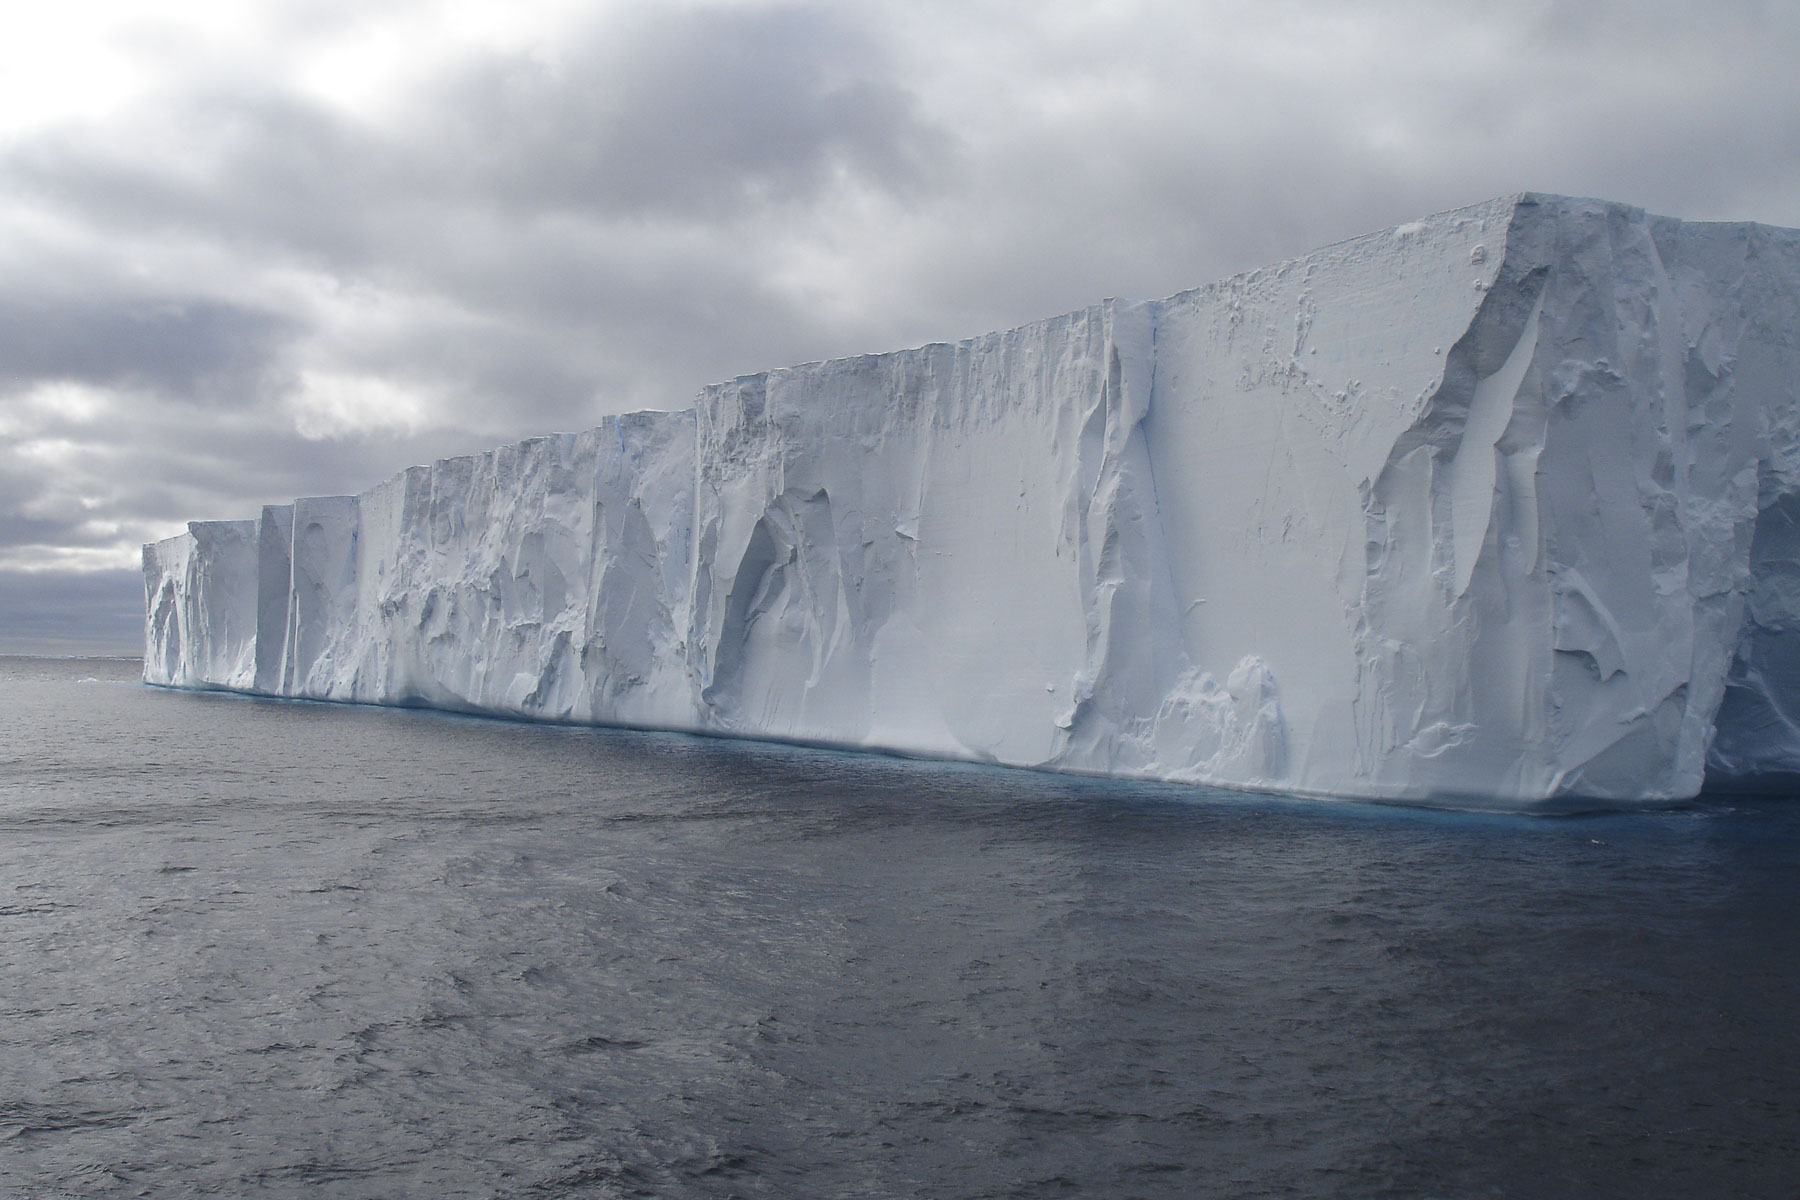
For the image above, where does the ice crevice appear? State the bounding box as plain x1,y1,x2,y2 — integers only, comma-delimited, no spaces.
145,195,1800,807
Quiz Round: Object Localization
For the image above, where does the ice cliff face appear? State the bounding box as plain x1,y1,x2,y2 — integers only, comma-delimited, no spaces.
144,195,1800,806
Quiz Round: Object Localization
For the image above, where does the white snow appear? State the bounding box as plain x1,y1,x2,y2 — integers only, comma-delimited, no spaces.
143,195,1800,807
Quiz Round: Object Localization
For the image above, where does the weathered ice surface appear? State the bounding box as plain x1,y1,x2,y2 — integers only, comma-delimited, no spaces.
144,195,1800,807
144,519,259,691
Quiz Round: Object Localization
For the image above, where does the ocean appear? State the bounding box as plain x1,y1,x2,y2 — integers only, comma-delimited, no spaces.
2,655,1796,1198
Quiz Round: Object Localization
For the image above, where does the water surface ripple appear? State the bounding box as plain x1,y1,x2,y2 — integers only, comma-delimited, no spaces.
2,657,1796,1198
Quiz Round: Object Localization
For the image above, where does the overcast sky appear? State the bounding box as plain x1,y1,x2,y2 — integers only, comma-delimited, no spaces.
4,0,1799,653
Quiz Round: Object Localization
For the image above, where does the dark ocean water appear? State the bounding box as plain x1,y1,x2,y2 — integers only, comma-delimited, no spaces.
1,656,1797,1199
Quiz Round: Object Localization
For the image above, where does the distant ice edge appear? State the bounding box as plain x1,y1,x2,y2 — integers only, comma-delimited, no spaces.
143,195,1800,808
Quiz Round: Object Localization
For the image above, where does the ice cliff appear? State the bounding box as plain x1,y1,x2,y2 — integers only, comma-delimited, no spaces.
144,195,1800,807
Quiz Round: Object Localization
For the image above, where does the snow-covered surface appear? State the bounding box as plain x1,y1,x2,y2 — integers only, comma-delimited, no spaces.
144,195,1800,807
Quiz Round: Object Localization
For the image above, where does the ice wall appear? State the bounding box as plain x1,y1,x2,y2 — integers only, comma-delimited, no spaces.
143,195,1800,806
144,519,259,690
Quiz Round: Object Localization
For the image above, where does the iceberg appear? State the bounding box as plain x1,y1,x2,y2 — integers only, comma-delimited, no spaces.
144,195,1800,807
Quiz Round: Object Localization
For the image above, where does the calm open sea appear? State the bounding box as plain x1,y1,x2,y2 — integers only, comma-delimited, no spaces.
1,655,1797,1198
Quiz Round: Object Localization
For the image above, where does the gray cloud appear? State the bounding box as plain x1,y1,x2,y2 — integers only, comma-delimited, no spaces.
1,2,953,437
0,291,296,399
2,0,1799,653
0,568,143,655
435,5,947,218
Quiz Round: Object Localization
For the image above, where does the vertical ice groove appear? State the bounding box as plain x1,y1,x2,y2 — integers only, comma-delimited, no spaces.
254,505,294,694
1450,288,1545,597
142,195,1800,807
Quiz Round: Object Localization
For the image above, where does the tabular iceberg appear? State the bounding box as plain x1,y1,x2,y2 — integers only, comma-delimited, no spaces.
144,195,1800,807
